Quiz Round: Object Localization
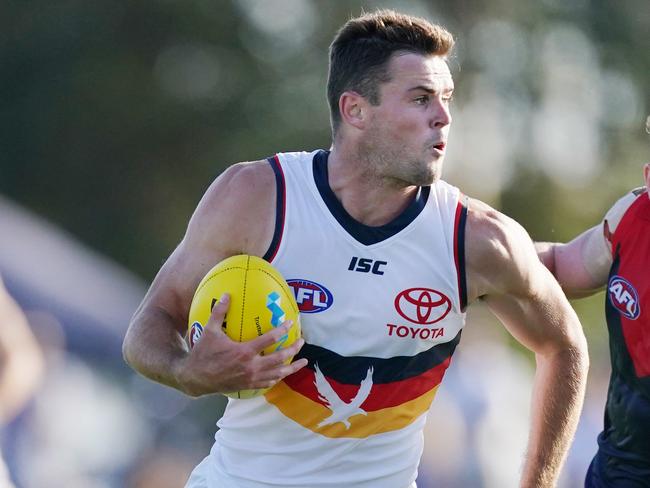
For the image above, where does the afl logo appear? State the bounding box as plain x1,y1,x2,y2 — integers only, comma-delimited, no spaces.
608,276,641,320
394,288,451,325
189,322,204,348
286,279,333,314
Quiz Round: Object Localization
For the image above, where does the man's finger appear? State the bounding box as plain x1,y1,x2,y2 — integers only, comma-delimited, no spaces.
259,338,305,367
279,336,305,359
248,320,293,352
257,357,309,383
204,293,230,334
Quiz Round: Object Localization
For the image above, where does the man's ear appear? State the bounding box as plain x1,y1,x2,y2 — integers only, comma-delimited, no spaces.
338,91,368,131
644,163,650,191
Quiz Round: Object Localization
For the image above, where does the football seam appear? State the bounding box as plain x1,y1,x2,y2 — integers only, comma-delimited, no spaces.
193,265,247,298
240,256,249,343
237,258,250,401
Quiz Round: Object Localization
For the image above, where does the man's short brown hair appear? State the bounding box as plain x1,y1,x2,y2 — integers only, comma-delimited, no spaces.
327,10,454,135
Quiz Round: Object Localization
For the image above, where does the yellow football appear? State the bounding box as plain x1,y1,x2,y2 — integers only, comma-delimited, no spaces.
187,254,301,399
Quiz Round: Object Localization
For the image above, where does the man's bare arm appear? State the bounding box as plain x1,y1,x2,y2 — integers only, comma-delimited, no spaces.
466,200,589,488
536,163,650,297
122,161,307,396
535,225,611,298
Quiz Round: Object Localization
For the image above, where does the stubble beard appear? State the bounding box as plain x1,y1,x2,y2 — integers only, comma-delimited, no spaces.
358,138,441,188
358,119,443,187
410,155,441,186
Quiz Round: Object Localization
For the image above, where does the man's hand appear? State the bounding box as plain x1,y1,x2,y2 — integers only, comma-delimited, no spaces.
175,294,308,397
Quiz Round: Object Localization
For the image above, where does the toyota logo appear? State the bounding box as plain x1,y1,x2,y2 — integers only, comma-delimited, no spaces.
394,288,451,325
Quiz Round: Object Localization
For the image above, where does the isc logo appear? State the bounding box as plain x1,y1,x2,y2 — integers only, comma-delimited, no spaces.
348,257,387,275
286,279,333,314
608,275,641,320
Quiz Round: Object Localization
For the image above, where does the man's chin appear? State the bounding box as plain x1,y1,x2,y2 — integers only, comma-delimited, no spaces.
419,161,442,185
412,171,440,187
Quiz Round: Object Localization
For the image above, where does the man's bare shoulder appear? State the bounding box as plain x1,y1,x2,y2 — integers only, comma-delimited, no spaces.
199,160,275,215
465,198,525,263
144,159,277,323
187,159,277,258
465,197,541,300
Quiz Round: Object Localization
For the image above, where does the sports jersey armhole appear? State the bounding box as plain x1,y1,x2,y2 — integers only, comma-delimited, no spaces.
606,188,645,258
262,155,286,263
453,194,469,312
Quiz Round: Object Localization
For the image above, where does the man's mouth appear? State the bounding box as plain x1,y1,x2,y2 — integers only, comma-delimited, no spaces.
433,142,446,151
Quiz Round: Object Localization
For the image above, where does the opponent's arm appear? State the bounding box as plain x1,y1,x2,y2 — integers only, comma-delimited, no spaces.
0,277,44,424
536,163,650,297
466,200,589,488
122,161,307,397
535,224,611,298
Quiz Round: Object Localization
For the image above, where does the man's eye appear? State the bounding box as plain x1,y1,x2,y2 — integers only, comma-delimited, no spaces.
443,94,454,103
415,96,429,105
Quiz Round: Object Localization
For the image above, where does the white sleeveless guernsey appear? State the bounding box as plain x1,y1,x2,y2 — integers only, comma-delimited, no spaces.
205,150,468,488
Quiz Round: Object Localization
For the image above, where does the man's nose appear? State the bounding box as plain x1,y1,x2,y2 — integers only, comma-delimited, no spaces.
431,100,452,128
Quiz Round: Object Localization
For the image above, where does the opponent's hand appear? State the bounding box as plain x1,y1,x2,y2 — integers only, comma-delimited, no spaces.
176,294,308,397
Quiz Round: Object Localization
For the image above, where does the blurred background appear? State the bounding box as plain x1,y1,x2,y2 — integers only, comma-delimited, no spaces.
0,0,648,486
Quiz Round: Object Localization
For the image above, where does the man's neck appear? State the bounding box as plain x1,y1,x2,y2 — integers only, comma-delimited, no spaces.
327,146,419,227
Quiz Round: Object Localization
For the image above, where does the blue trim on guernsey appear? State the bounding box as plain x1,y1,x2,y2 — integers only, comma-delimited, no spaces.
294,331,461,384
262,156,285,262
456,197,468,311
312,150,431,245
